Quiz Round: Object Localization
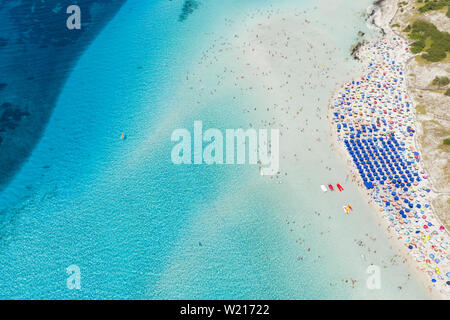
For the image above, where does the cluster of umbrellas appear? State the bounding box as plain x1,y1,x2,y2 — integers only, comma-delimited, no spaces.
344,136,420,191
331,36,450,294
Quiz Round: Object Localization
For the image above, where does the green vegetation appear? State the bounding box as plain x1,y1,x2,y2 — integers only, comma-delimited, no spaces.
447,6,450,17
398,1,408,12
408,20,450,62
417,0,450,13
431,76,450,87
445,88,450,96
444,138,450,145
392,23,400,28
415,104,427,114
411,40,426,53
423,46,447,61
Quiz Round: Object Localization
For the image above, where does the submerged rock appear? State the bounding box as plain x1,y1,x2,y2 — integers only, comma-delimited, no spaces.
0,0,127,189
350,41,366,60
179,0,200,22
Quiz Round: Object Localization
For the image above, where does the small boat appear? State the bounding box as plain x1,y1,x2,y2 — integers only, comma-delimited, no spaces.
337,183,344,191
320,185,327,192
328,184,334,191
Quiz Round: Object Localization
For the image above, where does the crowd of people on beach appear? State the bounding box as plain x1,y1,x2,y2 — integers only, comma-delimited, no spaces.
330,34,450,296
180,5,450,296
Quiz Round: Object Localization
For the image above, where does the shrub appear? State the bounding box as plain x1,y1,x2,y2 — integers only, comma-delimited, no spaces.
418,0,449,13
422,47,447,61
411,40,426,53
408,20,450,62
441,77,450,86
432,76,450,87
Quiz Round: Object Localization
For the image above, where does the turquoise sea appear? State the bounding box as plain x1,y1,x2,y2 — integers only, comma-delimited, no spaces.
0,0,431,299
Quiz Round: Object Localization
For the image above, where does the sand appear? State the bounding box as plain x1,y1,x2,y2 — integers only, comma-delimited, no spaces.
328,0,449,299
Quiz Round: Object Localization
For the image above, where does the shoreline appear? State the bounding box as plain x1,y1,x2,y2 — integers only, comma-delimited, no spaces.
327,0,449,299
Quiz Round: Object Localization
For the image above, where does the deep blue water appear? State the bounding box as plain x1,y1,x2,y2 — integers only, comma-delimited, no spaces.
0,0,126,189
0,0,431,299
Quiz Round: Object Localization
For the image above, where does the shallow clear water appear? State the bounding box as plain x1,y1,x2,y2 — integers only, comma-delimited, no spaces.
0,0,430,299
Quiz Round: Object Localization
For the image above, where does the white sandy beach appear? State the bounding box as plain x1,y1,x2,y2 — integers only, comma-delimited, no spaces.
2,0,446,300
329,0,449,299
98,0,448,299
140,0,438,298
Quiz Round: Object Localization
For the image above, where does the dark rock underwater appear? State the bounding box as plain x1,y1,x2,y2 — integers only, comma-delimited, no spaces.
0,0,200,192
0,0,126,190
